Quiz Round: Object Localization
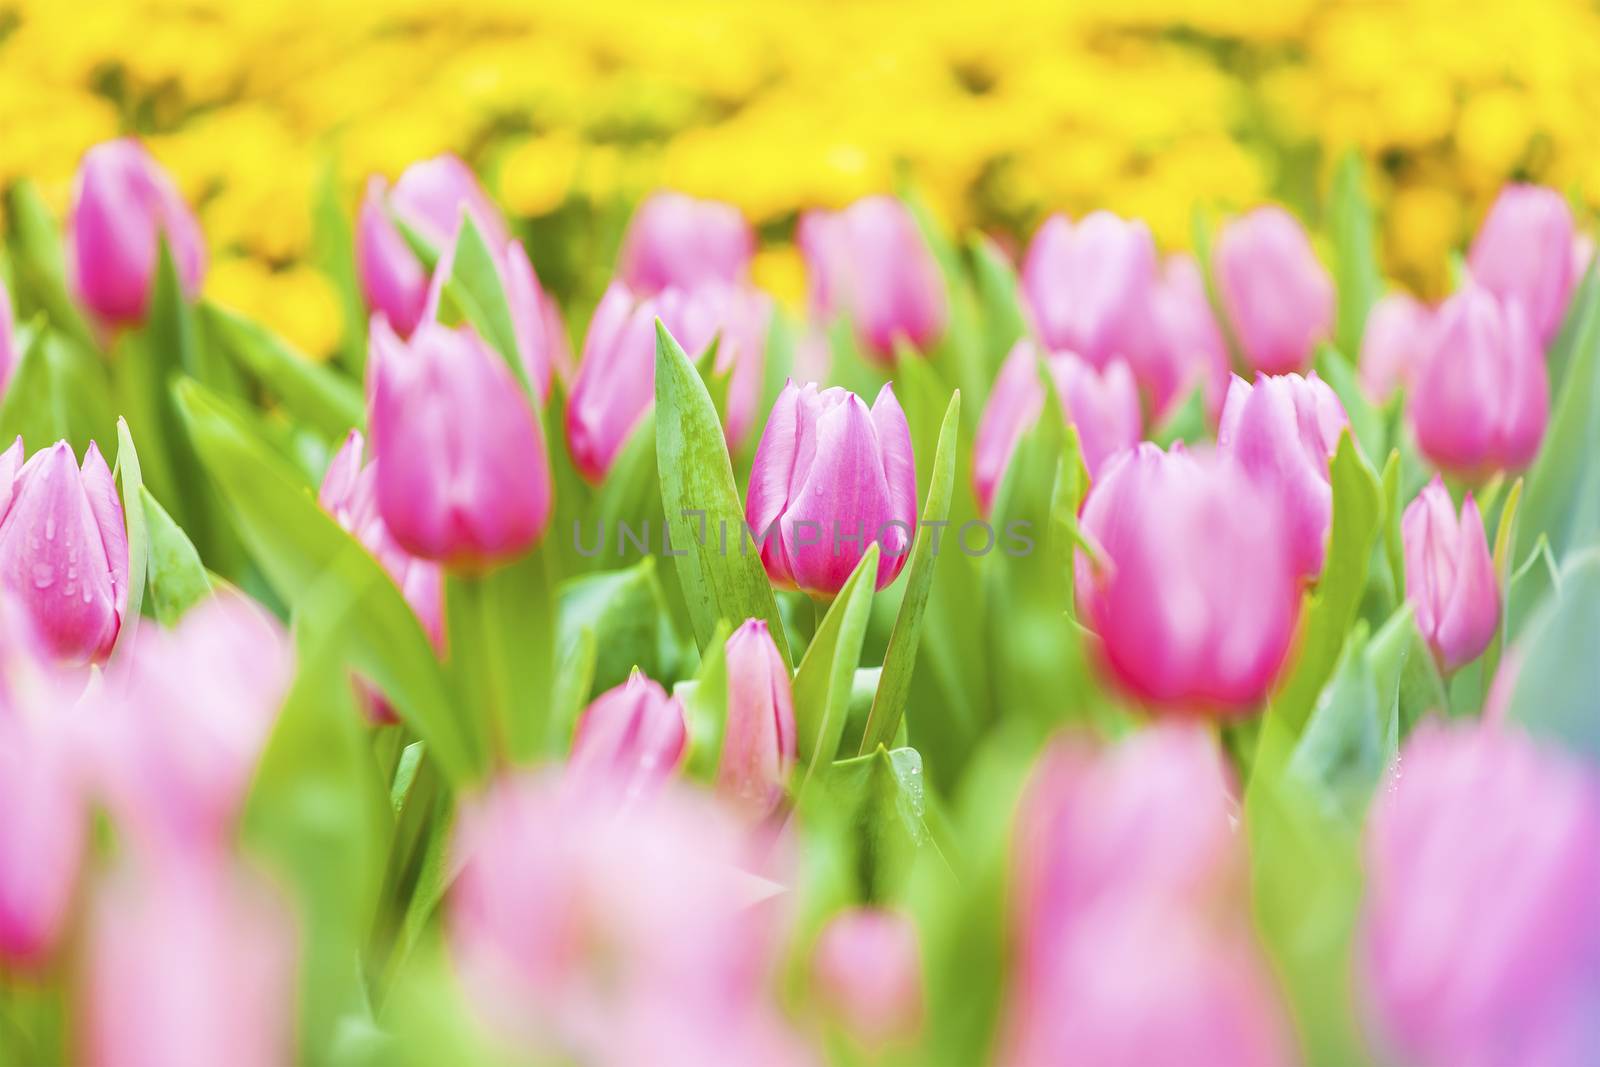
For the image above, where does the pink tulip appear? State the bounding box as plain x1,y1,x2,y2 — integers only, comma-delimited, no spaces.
1217,372,1349,581
83,860,297,1067
85,594,292,860
0,437,128,664
1075,443,1299,713
620,191,755,294
1362,720,1600,1067
569,672,688,804
1402,477,1499,673
68,138,206,329
1359,293,1432,403
1021,211,1155,368
567,279,767,480
974,342,1141,516
812,908,923,1048
718,620,796,817
1468,183,1576,346
797,196,947,361
1214,205,1334,375
356,176,431,337
1003,727,1291,1067
1,279,16,398
388,153,510,251
369,318,552,566
1408,284,1548,477
1127,254,1231,422
745,380,917,595
449,772,803,1061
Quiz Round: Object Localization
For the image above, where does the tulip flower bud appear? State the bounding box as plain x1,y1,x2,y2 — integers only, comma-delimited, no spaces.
1214,205,1334,375
718,620,796,817
797,196,946,362
0,437,128,664
1217,372,1349,581
813,908,923,1048
620,191,755,294
0,704,84,970
1075,443,1299,713
1128,254,1231,422
1,279,16,398
1362,720,1600,1067
1359,292,1432,403
1021,211,1156,367
1468,183,1576,346
1408,284,1548,477
389,153,510,251
84,861,297,1067
569,672,688,803
356,176,431,337
974,342,1141,516
369,318,552,566
745,380,917,595
1402,477,1499,673
68,138,206,329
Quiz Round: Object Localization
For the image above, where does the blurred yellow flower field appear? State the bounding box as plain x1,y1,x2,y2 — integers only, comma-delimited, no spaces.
4,0,1598,354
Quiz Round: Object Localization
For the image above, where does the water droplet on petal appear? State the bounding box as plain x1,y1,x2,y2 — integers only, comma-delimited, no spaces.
30,563,54,589
44,517,56,541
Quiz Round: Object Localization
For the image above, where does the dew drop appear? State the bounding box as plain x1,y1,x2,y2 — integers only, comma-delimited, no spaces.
30,563,54,589
44,517,56,541
82,587,93,604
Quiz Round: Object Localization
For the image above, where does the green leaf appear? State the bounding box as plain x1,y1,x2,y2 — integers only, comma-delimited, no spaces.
1286,622,1385,826
1504,548,1600,765
1268,431,1383,736
2,180,98,352
202,302,364,440
0,326,116,458
548,627,598,756
1365,604,1447,746
793,545,879,776
1150,383,1209,447
173,377,474,784
1190,204,1248,373
311,162,368,376
140,485,212,626
1329,152,1383,362
558,556,684,698
859,390,960,754
813,744,934,901
654,319,791,666
1379,449,1406,609
1545,253,1599,395
437,213,531,400
678,620,733,781
1315,344,1385,465
110,419,146,657
969,233,1027,389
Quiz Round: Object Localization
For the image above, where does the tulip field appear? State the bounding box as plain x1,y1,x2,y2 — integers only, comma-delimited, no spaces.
4,8,1600,1067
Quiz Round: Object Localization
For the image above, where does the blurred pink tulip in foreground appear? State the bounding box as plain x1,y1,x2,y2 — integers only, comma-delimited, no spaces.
1214,205,1334,375
1358,292,1432,403
1402,477,1499,673
620,191,755,294
1468,183,1577,346
812,907,923,1049
68,138,206,329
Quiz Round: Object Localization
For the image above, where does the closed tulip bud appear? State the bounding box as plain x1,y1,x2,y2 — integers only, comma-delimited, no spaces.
1218,372,1349,581
68,139,206,329
1402,478,1499,673
569,672,687,804
718,620,796,817
1,279,16,398
0,701,85,969
1075,443,1299,713
1021,211,1156,367
620,191,755,294
0,438,128,664
1359,292,1433,403
355,176,431,337
973,341,1049,516
797,196,946,361
369,318,552,566
389,153,510,251
83,861,297,1067
1214,205,1334,375
1362,720,1600,1067
813,908,923,1048
1408,284,1548,477
1468,183,1576,346
1128,254,1231,422
746,380,917,595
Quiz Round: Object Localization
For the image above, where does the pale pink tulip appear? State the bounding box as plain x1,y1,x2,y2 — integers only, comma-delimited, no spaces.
717,620,796,817
620,191,755,294
1214,206,1334,375
813,908,923,1048
1128,254,1231,422
569,672,688,805
1402,477,1499,673
1359,293,1432,403
1021,212,1155,368
1468,183,1577,346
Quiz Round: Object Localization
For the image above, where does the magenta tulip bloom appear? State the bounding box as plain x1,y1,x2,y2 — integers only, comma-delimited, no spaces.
569,672,687,805
813,908,923,1048
1362,720,1600,1067
1213,205,1334,375
68,138,206,329
389,153,510,251
1218,372,1349,581
1003,727,1291,1067
0,438,128,664
974,341,1141,516
620,191,755,294
0,695,84,970
85,594,292,860
1402,477,1499,673
1021,211,1155,368
1408,284,1548,477
797,196,946,361
718,620,796,817
356,175,431,337
1128,254,1231,422
369,318,552,566
84,861,297,1067
1,279,16,398
1359,292,1432,403
1468,183,1576,346
746,380,917,595
1075,443,1299,713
